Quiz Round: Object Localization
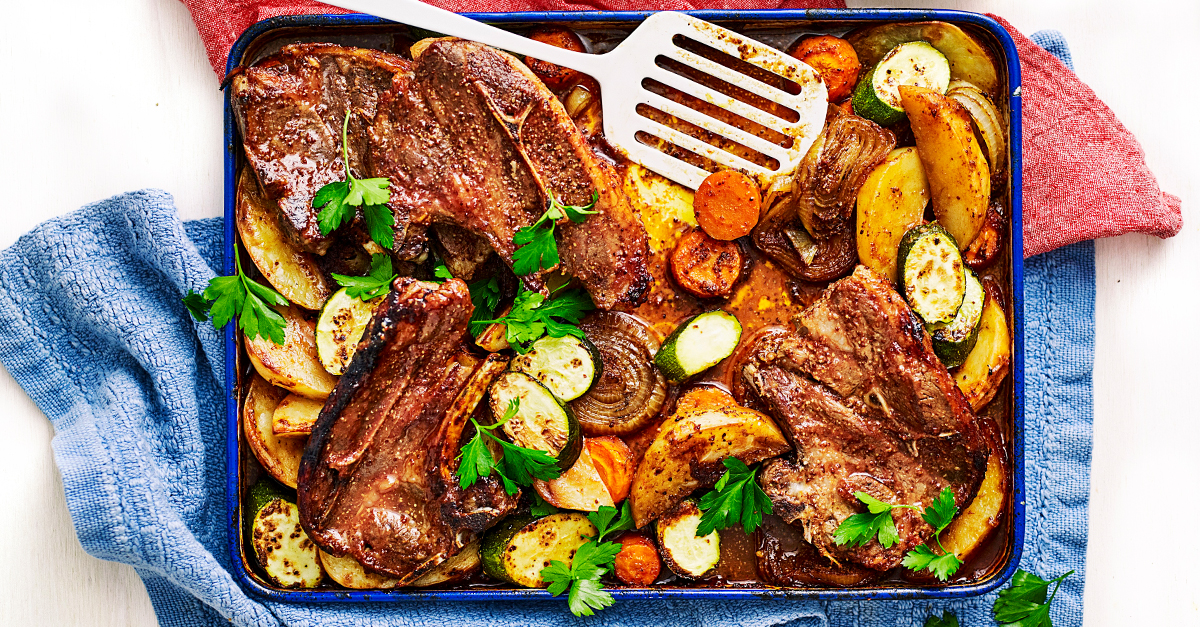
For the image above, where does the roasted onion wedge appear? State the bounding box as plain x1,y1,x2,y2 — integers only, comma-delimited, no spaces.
569,313,667,436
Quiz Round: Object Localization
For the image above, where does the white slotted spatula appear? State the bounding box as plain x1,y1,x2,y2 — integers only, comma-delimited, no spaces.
322,0,829,190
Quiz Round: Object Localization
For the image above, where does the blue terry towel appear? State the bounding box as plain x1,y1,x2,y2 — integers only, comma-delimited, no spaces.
0,32,1089,627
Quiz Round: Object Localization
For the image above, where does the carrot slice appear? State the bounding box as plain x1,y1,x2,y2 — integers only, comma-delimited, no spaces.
693,170,762,241
586,436,635,504
670,228,744,299
787,35,862,102
614,532,661,585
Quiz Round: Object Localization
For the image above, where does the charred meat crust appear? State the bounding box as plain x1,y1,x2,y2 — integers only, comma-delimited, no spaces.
297,278,516,583
231,44,411,255
742,265,988,571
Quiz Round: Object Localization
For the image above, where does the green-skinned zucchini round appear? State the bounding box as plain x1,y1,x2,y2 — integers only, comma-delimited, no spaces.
246,481,323,589
480,512,595,587
488,371,583,471
509,334,602,402
898,224,966,325
315,287,383,375
654,310,742,383
852,41,951,125
655,499,720,579
930,270,985,368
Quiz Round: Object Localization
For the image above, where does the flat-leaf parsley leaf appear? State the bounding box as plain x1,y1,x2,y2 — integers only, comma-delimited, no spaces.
541,502,631,617
312,110,396,249
993,569,1073,627
696,458,773,536
454,398,561,495
475,284,594,353
511,191,599,276
332,253,396,301
183,244,290,345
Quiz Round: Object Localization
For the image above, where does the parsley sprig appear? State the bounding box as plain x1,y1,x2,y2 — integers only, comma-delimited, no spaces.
312,110,396,249
332,253,397,301
511,191,599,275
467,276,502,336
993,569,1073,627
541,502,634,617
455,398,561,495
183,244,290,345
695,458,773,536
832,487,964,581
475,284,594,353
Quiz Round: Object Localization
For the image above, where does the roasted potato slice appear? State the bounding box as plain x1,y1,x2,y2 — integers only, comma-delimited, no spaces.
623,163,697,252
236,168,332,311
319,550,398,589
271,393,324,437
900,85,990,250
629,392,790,528
855,147,930,283
846,21,999,97
942,452,1006,558
246,306,338,400
954,290,1011,410
534,442,615,512
243,374,305,488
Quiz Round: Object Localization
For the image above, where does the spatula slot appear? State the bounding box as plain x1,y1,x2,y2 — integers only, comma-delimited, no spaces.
671,33,803,96
634,130,724,174
634,102,781,171
653,56,801,124
641,78,794,150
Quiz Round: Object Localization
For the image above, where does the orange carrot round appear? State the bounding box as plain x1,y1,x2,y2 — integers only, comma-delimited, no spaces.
787,35,861,102
693,170,761,241
670,228,744,299
614,532,661,586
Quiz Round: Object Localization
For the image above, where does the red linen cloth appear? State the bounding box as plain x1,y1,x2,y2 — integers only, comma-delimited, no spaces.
182,0,1182,257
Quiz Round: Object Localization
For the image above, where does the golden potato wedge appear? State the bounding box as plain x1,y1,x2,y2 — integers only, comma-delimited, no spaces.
623,163,697,253
243,374,306,488
411,540,482,587
955,292,1010,410
319,550,398,589
899,85,990,250
855,147,930,283
534,444,615,512
942,452,1006,559
246,306,338,400
236,168,332,311
629,402,791,528
271,393,324,438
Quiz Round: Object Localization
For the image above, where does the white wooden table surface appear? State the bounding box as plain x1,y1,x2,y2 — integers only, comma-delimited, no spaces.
0,0,1196,625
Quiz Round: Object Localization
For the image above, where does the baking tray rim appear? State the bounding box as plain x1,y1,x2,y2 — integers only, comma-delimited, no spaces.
221,7,1026,604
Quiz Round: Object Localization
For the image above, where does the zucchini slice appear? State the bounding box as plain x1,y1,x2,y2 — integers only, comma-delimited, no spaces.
480,513,596,588
489,372,583,470
852,41,950,125
654,310,742,383
247,482,323,589
930,270,984,368
898,224,966,325
655,500,720,579
509,334,601,402
315,287,383,376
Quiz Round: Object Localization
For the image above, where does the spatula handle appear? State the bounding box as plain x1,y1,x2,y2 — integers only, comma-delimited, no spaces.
321,0,604,73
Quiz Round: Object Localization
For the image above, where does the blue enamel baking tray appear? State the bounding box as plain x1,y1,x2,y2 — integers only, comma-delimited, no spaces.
223,8,1025,603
